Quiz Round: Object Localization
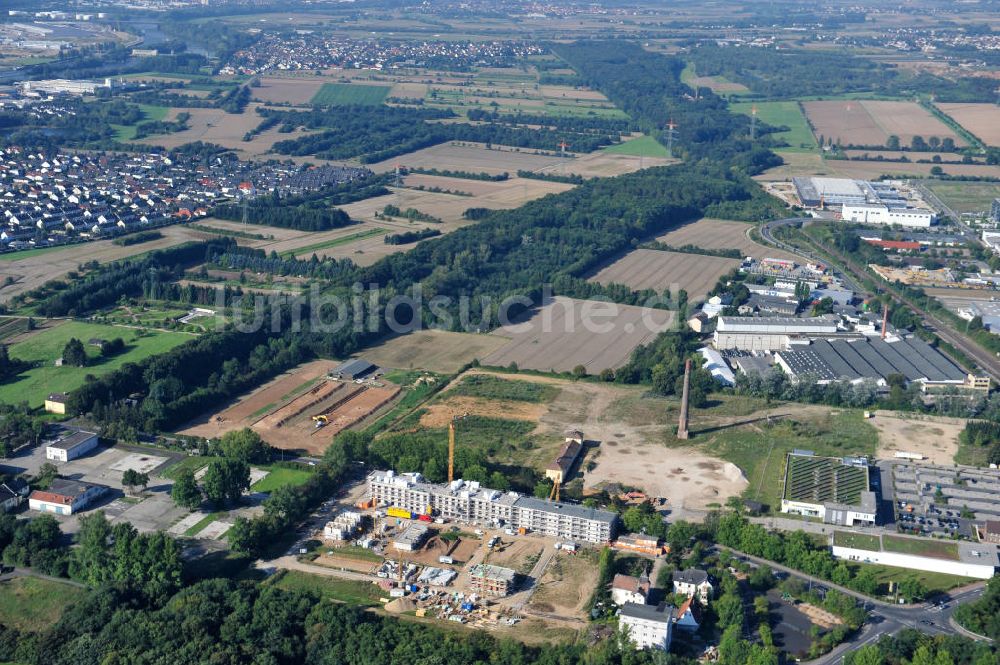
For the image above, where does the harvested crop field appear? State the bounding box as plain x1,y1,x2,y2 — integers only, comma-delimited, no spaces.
937,103,1000,146
588,249,739,302
483,296,675,374
369,142,565,176
802,100,964,147
688,75,749,93
252,76,326,105
0,223,215,303
360,330,510,373
311,82,390,106
420,395,547,427
655,218,799,261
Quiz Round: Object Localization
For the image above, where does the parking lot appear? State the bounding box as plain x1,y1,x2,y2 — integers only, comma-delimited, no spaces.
888,461,983,538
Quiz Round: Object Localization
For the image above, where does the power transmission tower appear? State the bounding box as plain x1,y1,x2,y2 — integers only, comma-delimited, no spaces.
750,105,758,142
665,118,678,158
394,163,403,188
558,140,570,174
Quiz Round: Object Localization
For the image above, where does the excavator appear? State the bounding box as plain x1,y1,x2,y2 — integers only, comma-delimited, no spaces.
312,414,329,429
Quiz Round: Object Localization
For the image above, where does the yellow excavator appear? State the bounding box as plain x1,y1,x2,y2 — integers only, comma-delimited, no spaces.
312,415,329,428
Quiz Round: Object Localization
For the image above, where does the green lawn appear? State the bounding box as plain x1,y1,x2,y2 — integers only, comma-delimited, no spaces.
446,374,557,403
112,103,169,141
0,577,86,632
312,83,389,106
271,570,383,606
882,535,959,560
730,101,817,151
252,466,314,493
1,322,191,408
0,245,77,262
833,531,880,551
162,455,216,480
696,409,877,510
603,135,670,158
859,562,975,595
185,511,226,537
281,228,385,259
924,180,1000,215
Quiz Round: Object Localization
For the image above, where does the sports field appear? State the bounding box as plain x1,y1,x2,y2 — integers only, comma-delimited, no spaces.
0,321,191,407
311,83,390,106
731,101,816,151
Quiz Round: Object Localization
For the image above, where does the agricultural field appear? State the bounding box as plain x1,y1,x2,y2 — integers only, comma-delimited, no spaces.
654,218,800,261
587,248,740,302
0,224,222,304
601,135,669,158
311,82,391,106
802,100,964,147
730,101,817,151
0,321,191,407
0,577,87,632
251,76,327,105
923,180,1000,216
482,296,675,374
937,103,1000,146
360,330,510,373
368,142,566,176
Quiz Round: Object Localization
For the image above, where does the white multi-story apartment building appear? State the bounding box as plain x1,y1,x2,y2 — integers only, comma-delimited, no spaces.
368,470,618,543
619,603,674,651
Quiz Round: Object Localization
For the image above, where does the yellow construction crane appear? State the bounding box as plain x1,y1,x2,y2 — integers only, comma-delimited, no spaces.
548,479,560,502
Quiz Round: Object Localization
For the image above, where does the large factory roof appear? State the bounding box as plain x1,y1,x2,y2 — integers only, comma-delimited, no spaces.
717,316,838,333
776,337,965,384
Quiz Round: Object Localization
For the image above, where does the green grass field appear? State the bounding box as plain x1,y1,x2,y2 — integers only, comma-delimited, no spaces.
0,322,191,407
252,466,314,493
447,374,558,403
924,180,1000,215
603,135,670,158
0,577,86,632
271,570,383,606
882,535,959,560
730,101,817,152
163,455,216,481
281,228,385,259
833,531,880,551
312,83,389,106
185,511,226,537
696,409,877,510
112,104,170,142
0,244,77,262
859,562,975,595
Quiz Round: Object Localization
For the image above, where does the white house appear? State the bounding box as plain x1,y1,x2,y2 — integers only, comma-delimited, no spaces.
619,602,673,651
45,430,99,462
28,479,106,516
611,573,649,606
672,569,713,605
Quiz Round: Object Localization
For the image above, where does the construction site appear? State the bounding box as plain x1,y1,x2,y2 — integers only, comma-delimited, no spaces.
179,360,400,454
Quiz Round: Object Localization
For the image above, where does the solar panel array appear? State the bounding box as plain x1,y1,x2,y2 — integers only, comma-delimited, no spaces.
784,454,868,505
778,337,965,384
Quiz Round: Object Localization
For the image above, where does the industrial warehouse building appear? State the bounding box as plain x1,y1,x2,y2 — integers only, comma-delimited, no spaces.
368,471,618,543
44,429,99,462
28,479,106,516
780,452,877,526
330,358,377,380
713,316,839,351
833,533,997,580
792,177,935,227
841,203,935,228
774,336,966,388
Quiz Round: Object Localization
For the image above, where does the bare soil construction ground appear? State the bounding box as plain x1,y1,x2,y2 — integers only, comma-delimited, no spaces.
419,395,547,427
177,360,334,440
526,551,599,620
0,224,215,304
871,410,963,465
655,218,799,262
360,330,510,373
937,103,1000,146
802,100,964,147
482,296,676,374
452,370,748,516
588,249,739,302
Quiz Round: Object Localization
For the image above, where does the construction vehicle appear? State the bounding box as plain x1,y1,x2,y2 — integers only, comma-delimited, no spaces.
312,414,329,428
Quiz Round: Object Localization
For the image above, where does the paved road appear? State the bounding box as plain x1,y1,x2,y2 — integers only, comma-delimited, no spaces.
757,217,863,293
718,545,990,663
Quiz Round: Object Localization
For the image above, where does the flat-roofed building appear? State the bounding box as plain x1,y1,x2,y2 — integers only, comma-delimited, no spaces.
468,563,516,596
393,523,430,552
45,429,98,462
368,470,618,543
28,478,105,515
